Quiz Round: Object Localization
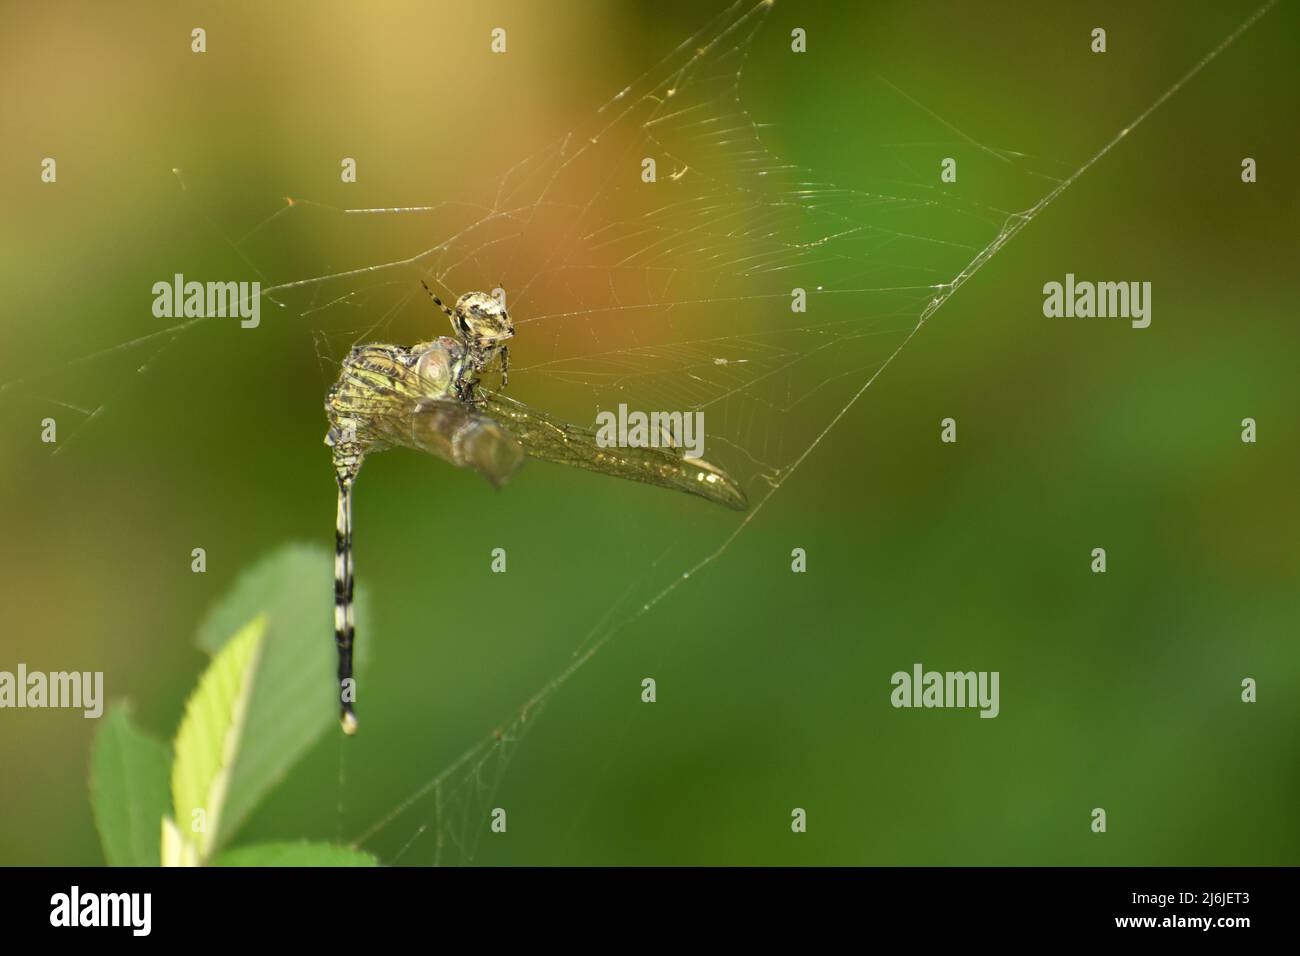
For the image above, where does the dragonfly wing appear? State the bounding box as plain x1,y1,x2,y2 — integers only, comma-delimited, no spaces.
482,393,748,511
380,398,526,488
338,347,745,507
410,399,526,488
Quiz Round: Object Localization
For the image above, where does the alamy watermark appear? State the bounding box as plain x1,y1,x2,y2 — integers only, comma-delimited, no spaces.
152,273,260,328
595,404,705,459
890,662,999,718
50,886,150,936
0,664,103,718
1042,273,1150,329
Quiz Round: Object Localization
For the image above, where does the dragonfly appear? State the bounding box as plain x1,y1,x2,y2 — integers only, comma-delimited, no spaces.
325,283,748,733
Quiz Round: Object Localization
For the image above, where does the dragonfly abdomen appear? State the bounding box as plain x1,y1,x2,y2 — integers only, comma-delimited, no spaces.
334,475,358,734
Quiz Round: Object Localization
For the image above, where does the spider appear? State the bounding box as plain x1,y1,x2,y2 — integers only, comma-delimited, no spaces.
419,280,513,398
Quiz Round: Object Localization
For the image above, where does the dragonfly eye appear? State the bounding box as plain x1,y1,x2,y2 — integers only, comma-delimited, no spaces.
414,345,453,391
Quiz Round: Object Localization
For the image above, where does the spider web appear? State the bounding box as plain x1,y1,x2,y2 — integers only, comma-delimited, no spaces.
5,0,1279,864
326,0,1276,865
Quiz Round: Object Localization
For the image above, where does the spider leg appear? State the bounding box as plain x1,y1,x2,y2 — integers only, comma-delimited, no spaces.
500,344,509,388
419,279,456,320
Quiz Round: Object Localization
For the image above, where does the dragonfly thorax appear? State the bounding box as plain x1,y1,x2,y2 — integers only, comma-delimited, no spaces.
411,336,494,403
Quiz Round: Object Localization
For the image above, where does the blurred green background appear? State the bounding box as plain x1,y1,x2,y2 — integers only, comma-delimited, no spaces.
1,0,1297,865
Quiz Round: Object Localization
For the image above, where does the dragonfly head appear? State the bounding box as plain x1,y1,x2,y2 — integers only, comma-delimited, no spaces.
452,292,514,349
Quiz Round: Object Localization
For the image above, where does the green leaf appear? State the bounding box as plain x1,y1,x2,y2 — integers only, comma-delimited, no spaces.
211,841,379,867
194,543,370,849
160,815,198,867
171,614,266,863
89,705,171,866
